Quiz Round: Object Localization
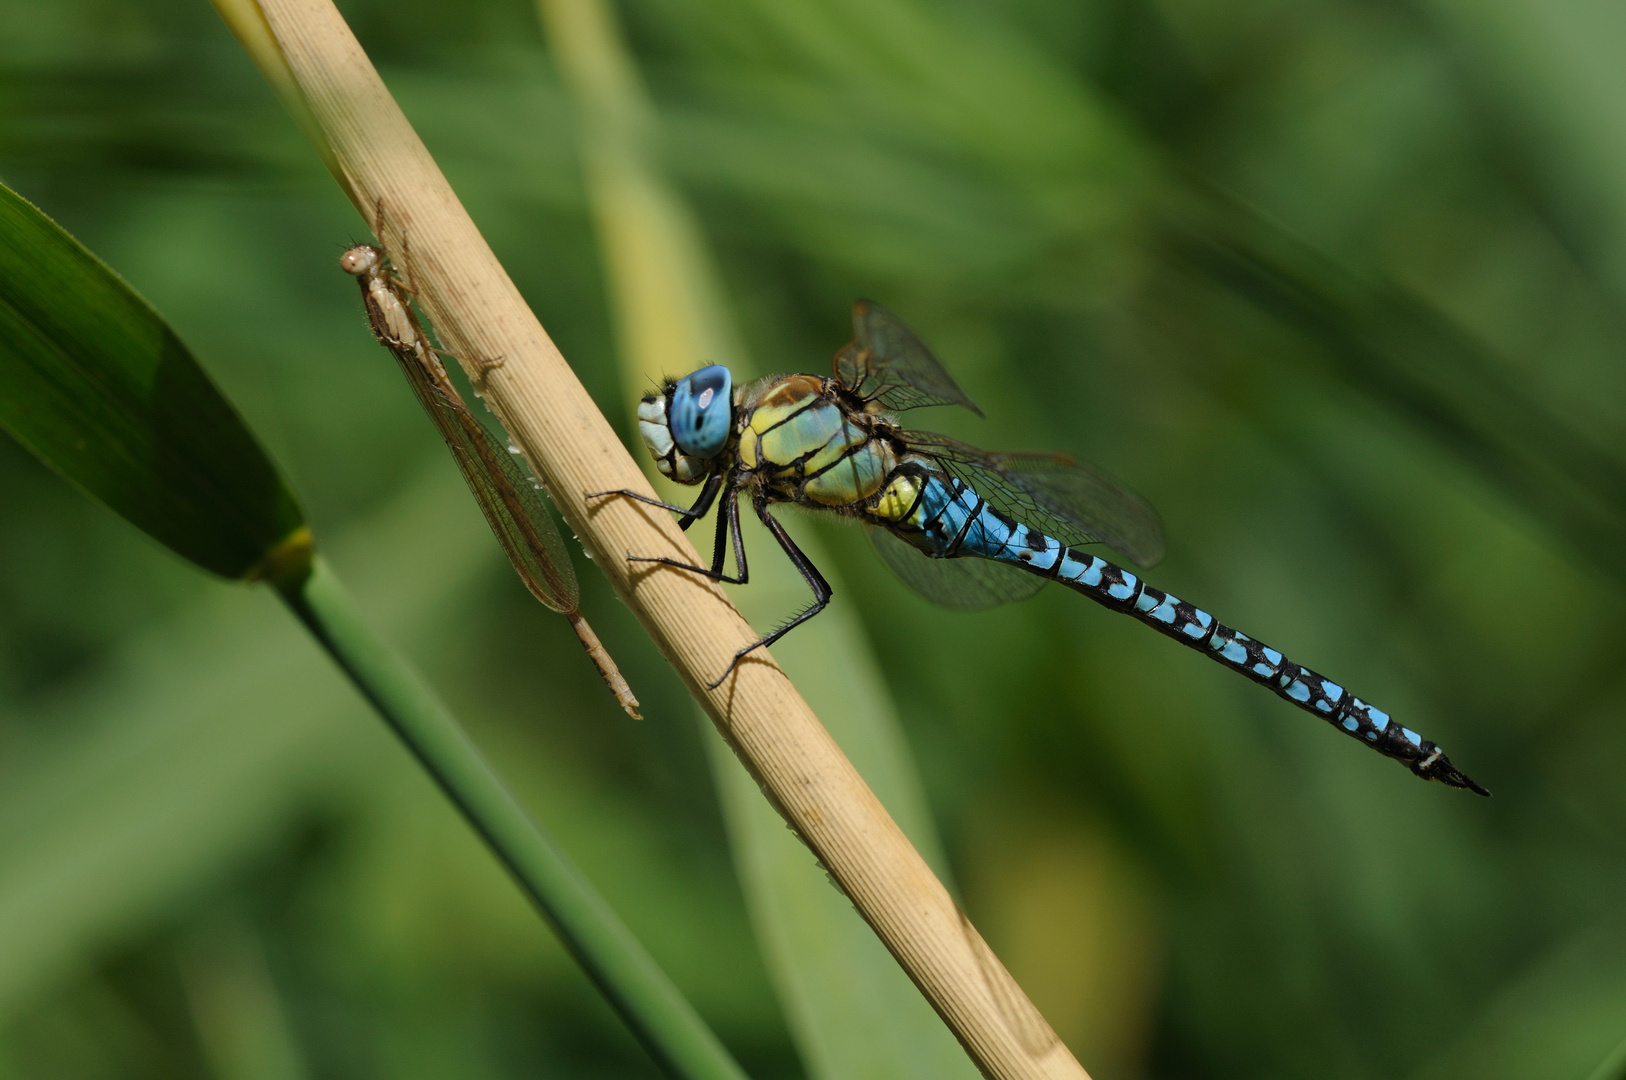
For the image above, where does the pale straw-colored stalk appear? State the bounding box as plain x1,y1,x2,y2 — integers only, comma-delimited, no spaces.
535,0,991,1075
211,1,1087,1076
536,0,990,1074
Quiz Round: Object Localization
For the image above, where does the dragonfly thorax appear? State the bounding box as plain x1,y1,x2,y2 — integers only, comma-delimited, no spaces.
736,375,900,507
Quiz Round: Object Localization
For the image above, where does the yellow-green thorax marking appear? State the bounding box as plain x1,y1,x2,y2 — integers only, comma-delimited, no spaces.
735,374,899,508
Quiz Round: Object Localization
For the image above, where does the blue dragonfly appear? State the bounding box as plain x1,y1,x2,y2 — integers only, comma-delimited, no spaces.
595,301,1488,794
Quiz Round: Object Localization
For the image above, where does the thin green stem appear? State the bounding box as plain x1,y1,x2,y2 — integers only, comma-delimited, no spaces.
275,556,748,1080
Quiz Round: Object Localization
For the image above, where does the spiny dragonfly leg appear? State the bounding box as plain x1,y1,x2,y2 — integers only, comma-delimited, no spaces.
708,498,831,690
591,474,746,582
629,488,749,586
586,469,724,530
586,489,694,514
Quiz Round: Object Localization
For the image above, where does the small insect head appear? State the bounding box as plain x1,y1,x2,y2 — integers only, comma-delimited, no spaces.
339,244,383,278
636,365,733,485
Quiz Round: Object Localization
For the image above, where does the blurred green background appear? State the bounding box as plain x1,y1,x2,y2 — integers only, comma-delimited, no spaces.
3,0,1626,1077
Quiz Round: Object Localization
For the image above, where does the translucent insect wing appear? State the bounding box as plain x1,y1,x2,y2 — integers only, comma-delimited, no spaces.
910,432,1166,569
396,362,581,613
439,396,582,612
868,527,1046,609
836,300,984,416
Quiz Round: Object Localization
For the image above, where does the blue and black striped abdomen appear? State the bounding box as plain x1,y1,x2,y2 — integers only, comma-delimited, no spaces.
877,472,1487,793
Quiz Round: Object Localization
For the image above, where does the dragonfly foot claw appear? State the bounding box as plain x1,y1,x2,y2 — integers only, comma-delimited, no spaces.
705,644,760,690
467,352,505,381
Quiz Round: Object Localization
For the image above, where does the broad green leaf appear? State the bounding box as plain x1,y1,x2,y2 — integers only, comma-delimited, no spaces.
0,181,304,580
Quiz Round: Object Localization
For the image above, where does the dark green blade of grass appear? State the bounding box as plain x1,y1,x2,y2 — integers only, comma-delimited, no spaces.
0,180,304,580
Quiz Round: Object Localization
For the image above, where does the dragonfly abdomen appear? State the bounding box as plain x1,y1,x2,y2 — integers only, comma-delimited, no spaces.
1060,558,1485,787
892,473,1488,794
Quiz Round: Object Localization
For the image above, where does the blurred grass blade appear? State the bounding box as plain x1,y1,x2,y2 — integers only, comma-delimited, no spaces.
538,0,982,1074
0,177,747,1080
0,180,304,580
1586,1035,1626,1080
1408,915,1626,1080
1165,194,1626,581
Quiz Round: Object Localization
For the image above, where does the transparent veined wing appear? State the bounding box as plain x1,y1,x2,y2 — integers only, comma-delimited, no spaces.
833,299,984,416
436,389,582,613
868,526,1046,610
907,431,1166,568
394,350,581,613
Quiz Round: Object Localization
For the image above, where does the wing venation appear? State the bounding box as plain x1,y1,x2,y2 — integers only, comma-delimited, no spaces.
834,300,983,416
869,527,1047,609
907,432,1166,568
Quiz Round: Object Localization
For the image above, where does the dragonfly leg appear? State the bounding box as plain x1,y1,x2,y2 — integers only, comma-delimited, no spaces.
471,356,504,382
395,220,432,299
586,469,724,530
426,344,504,378
708,498,831,689
628,487,748,585
586,489,695,515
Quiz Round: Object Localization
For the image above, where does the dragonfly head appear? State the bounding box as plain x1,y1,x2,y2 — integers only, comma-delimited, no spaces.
638,365,733,484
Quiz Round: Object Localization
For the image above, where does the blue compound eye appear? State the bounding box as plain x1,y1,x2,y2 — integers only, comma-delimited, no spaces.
668,365,733,459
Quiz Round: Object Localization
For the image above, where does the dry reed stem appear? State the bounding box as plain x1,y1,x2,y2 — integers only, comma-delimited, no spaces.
217,1,1088,1075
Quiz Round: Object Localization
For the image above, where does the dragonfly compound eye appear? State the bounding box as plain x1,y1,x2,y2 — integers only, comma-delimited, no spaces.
669,364,733,459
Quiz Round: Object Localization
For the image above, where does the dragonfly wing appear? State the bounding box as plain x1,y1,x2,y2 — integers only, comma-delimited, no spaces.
869,527,1046,609
835,300,984,416
451,402,581,612
410,372,581,613
909,432,1166,568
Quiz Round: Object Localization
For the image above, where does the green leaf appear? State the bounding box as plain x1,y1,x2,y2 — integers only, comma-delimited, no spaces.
0,181,304,580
